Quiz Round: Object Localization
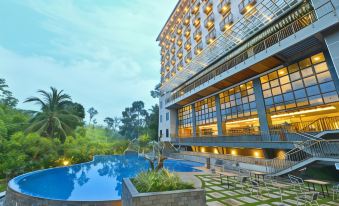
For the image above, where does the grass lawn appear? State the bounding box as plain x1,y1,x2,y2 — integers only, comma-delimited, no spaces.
196,174,339,206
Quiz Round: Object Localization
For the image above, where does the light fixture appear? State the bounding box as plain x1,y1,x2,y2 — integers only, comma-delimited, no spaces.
63,160,70,166
271,106,336,118
226,118,259,125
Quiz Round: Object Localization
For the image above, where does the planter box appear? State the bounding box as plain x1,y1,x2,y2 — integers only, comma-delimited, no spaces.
122,178,206,206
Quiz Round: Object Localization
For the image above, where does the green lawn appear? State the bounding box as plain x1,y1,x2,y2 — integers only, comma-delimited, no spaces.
196,174,339,206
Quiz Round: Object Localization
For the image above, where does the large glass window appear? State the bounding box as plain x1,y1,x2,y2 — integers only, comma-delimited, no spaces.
178,105,193,137
260,52,339,131
195,97,217,136
219,81,259,135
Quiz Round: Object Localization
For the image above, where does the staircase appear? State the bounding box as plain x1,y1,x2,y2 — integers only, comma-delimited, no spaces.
268,137,339,176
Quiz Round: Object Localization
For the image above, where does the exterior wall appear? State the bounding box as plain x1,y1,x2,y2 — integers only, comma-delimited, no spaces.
122,179,206,206
4,187,121,206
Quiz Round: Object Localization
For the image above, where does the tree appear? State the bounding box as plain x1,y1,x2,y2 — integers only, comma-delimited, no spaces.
24,87,81,141
150,83,161,99
146,104,159,141
0,79,18,107
87,107,98,125
104,117,114,130
119,101,148,139
112,117,121,131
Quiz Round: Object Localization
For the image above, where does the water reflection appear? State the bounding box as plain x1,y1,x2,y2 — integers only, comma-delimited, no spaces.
13,155,203,201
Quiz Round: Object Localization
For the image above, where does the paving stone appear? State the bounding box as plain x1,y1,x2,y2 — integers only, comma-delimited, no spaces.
222,191,238,196
206,195,212,200
273,191,289,196
271,202,291,206
327,201,339,205
209,192,225,198
237,196,258,203
210,186,225,191
252,195,270,201
264,193,281,198
206,201,225,206
205,187,213,191
222,198,244,206
320,204,330,206
236,190,250,194
205,182,212,186
257,204,272,206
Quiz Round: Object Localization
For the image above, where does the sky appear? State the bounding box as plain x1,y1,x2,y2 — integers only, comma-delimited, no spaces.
0,0,177,124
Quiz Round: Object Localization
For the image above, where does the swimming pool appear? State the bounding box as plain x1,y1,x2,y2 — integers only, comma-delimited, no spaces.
7,155,203,201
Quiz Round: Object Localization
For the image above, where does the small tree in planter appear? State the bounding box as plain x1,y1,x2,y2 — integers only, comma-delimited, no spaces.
143,141,167,171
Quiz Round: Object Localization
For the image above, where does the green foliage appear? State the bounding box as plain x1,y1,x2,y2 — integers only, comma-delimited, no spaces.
24,87,82,141
132,169,194,193
0,78,18,107
87,107,98,125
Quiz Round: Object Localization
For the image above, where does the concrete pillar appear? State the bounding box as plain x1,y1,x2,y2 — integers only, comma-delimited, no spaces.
323,25,339,79
215,94,223,136
191,103,197,137
253,78,271,140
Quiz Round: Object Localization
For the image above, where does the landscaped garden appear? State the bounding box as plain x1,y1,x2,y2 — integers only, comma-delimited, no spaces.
197,174,339,206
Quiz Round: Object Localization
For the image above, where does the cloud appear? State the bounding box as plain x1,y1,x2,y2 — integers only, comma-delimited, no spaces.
0,0,177,123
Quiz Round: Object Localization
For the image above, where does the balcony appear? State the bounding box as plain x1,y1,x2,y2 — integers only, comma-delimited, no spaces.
177,60,184,71
220,13,234,32
170,34,176,43
171,57,176,66
183,14,190,26
165,52,170,60
184,27,191,39
165,63,170,72
193,29,202,42
203,0,213,15
205,29,216,45
239,0,257,15
204,13,215,30
177,25,183,35
184,39,192,51
165,43,170,49
218,0,231,16
177,37,183,47
193,15,201,28
170,45,175,54
177,48,183,59
194,42,203,55
185,52,192,64
171,68,176,77
191,1,200,15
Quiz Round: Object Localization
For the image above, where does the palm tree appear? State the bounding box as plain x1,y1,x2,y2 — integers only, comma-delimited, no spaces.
24,87,80,141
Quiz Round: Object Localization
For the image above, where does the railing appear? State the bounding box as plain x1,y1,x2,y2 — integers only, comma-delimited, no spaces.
267,139,339,174
165,0,336,104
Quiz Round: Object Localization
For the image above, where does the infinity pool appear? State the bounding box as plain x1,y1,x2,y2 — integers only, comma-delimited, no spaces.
8,155,203,201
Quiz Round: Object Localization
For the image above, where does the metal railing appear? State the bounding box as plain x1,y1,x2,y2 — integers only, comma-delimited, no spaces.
165,0,336,105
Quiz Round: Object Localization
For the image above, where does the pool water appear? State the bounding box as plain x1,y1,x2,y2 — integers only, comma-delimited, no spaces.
9,155,203,201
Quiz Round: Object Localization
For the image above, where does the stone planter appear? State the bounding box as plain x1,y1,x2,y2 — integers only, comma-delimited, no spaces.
122,178,206,206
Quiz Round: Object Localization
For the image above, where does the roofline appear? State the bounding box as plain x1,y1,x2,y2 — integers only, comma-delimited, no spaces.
156,0,181,42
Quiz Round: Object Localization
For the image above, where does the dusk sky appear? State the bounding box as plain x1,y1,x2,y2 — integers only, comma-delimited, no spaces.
0,0,177,124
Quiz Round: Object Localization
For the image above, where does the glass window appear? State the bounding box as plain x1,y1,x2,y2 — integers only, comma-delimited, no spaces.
299,58,312,69
288,63,299,73
290,71,301,81
281,84,292,93
268,71,278,80
294,89,306,99
263,90,272,98
309,95,323,105
304,76,317,87
320,82,336,93
284,92,294,101
311,52,325,64
265,98,273,105
274,95,283,103
317,71,332,83
292,80,304,90
262,82,270,90
301,67,313,77
306,85,320,96
323,91,339,103
296,98,308,107
272,87,282,95
178,105,192,129
278,68,288,77
314,62,328,73
270,79,279,88
280,76,290,85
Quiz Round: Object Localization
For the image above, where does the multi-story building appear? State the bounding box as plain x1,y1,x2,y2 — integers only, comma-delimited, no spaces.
157,0,339,170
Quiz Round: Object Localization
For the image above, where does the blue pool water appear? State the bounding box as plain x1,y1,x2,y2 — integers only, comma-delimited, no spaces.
9,155,203,201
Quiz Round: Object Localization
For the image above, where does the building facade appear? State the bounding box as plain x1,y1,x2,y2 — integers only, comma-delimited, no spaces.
157,0,339,159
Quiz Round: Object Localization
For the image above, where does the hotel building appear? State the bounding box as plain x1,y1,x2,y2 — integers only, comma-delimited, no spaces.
157,0,339,167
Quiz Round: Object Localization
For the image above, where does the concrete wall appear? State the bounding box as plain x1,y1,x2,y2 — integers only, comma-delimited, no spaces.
122,179,206,206
4,187,121,206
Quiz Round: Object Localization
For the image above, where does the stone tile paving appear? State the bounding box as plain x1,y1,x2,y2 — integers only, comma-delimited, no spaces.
196,174,339,206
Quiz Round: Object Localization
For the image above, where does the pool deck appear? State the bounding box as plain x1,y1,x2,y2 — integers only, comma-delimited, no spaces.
175,166,211,188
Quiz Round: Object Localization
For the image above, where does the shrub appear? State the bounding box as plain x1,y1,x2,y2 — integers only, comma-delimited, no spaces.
132,169,194,193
